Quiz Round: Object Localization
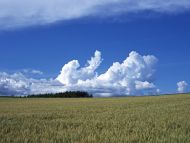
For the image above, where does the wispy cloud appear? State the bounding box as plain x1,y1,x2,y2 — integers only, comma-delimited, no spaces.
23,69,43,75
0,51,159,97
1,0,190,29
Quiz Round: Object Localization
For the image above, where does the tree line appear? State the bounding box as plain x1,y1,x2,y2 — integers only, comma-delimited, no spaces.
27,91,93,98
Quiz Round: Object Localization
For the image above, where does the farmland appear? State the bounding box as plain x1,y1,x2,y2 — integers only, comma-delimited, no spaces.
0,94,190,143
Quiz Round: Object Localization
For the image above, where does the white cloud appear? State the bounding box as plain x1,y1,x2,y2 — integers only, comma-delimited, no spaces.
0,72,30,95
177,81,188,93
56,50,102,85
1,0,190,29
0,72,66,96
31,70,43,75
57,51,159,96
0,50,159,97
23,69,43,75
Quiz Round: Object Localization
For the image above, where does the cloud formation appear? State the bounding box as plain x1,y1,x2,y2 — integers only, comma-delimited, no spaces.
0,50,159,96
1,0,190,29
0,72,64,96
56,50,102,85
177,81,188,93
57,51,159,96
0,72,30,95
23,69,43,75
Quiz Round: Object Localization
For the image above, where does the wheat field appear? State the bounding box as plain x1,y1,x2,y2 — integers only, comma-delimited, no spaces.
0,94,190,143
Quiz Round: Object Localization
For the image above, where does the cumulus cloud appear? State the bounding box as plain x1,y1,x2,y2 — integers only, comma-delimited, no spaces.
57,51,159,96
1,0,190,29
56,50,102,85
0,72,30,95
0,50,159,97
0,72,65,96
177,81,188,93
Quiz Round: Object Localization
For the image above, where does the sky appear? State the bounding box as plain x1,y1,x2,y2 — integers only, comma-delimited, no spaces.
0,0,190,96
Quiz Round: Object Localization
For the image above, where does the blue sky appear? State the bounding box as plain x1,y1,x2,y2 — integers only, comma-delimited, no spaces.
0,0,190,96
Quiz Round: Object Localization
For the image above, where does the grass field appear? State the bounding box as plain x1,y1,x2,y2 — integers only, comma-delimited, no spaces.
0,94,190,143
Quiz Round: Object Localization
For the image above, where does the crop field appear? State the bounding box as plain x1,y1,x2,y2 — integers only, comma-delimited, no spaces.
0,94,190,143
